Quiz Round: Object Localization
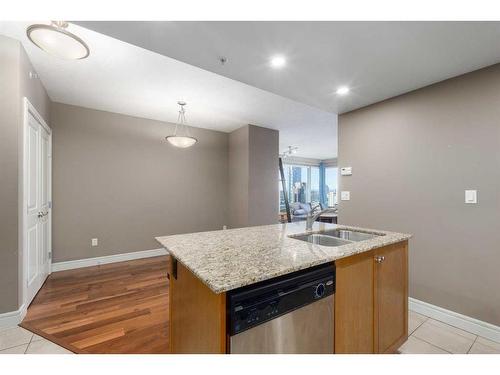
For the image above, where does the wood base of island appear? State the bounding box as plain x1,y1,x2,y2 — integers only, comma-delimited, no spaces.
168,258,227,353
167,240,408,354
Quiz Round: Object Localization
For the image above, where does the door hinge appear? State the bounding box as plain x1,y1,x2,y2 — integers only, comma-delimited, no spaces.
48,251,52,259
48,201,52,209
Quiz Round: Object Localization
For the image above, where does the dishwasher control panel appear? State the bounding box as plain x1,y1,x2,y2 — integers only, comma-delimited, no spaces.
228,264,335,335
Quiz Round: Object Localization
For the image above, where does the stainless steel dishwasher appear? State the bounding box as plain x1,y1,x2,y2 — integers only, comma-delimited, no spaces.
228,263,335,354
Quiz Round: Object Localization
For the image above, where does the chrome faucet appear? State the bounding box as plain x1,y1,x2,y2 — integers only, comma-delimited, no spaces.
306,208,337,231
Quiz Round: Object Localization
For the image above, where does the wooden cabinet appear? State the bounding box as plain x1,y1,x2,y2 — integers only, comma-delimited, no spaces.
374,241,408,353
335,240,408,354
168,257,227,354
334,250,375,353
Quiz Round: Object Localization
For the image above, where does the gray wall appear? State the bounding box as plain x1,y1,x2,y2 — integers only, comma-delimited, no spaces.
50,103,229,262
0,36,50,313
228,125,279,228
338,63,500,326
228,126,250,228
248,125,279,226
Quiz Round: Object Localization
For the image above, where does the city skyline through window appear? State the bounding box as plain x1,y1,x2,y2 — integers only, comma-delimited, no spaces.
279,163,337,212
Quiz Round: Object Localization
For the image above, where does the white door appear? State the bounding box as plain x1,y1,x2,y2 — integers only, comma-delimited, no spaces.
25,103,51,305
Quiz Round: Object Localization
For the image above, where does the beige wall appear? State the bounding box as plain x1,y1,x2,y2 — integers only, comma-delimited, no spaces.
338,63,500,326
50,103,229,262
0,36,50,313
228,125,279,228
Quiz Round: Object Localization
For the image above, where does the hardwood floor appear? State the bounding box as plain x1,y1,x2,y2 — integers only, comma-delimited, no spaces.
21,256,169,354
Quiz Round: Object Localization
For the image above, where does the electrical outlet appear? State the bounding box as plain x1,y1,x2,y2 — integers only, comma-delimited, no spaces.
91,238,98,247
223,225,227,230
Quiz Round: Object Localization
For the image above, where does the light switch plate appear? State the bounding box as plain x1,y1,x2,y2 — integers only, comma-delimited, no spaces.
465,190,477,204
340,167,352,176
341,191,350,201
91,238,98,247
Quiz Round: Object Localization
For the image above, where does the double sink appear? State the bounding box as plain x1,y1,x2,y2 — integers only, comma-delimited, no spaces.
289,229,381,247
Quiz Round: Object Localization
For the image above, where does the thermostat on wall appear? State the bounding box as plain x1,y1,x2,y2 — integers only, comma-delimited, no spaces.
340,167,352,176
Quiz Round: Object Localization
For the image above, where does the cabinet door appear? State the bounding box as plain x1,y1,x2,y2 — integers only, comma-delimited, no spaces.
374,241,408,353
334,251,375,353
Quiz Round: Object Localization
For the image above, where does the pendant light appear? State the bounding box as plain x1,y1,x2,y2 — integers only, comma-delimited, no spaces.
165,101,197,148
27,21,90,60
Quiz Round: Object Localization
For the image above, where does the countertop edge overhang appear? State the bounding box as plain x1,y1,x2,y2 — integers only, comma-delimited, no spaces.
156,222,412,294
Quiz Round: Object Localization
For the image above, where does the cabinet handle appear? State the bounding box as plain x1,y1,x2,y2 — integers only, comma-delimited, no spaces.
375,255,386,263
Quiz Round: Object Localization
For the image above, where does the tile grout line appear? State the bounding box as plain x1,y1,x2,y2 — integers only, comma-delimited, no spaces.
24,330,35,354
0,343,30,354
425,317,479,340
466,335,479,354
408,335,453,354
409,315,429,335
0,326,33,353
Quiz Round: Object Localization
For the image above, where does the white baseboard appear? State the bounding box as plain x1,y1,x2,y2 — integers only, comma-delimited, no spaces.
0,304,27,330
409,297,500,343
52,248,168,272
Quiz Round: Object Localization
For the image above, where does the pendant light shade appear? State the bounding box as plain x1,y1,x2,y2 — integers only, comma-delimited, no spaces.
27,21,90,60
165,101,197,148
166,135,197,148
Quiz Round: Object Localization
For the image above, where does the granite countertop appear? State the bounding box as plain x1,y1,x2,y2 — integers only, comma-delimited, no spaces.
155,222,411,294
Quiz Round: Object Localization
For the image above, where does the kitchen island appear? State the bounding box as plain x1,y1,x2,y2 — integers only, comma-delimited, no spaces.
156,222,411,354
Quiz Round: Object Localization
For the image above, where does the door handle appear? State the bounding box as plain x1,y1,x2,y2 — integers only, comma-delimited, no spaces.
375,255,385,264
38,212,44,218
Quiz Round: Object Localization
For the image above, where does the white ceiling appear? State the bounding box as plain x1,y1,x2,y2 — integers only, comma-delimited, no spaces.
77,21,500,114
5,21,500,160
0,22,338,160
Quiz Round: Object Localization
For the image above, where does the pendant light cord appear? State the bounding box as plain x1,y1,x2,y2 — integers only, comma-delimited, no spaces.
174,103,192,137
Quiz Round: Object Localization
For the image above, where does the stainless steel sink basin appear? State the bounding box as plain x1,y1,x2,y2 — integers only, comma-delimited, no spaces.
289,229,381,247
321,229,379,242
289,234,351,247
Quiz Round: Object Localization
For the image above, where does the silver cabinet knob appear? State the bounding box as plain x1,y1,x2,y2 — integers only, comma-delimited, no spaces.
375,255,386,263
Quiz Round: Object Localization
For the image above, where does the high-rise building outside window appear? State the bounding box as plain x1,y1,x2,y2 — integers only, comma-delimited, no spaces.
325,167,338,207
279,163,338,212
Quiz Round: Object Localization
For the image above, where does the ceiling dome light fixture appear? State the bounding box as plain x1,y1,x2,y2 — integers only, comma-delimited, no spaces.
165,101,197,148
336,86,350,96
27,21,90,60
270,55,286,68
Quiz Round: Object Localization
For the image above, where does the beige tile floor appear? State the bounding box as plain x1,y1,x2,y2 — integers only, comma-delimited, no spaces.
0,326,72,354
1,311,499,354
398,310,500,354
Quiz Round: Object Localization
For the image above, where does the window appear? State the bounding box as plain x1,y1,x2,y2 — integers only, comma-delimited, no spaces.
279,163,337,212
310,167,320,204
279,164,320,211
325,167,338,207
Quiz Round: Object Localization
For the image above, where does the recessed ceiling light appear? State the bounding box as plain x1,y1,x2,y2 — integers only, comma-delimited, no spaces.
27,21,90,60
336,86,350,95
270,55,286,68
